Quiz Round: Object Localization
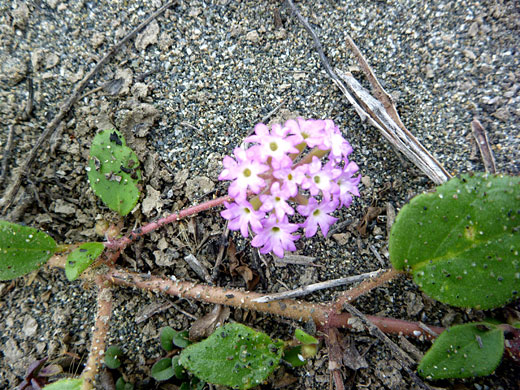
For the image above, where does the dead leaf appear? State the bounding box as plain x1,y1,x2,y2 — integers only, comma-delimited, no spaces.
356,206,384,237
227,241,260,290
189,305,230,341
341,336,368,370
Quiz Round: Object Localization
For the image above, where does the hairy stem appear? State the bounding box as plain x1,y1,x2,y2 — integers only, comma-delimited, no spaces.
105,195,232,250
104,268,443,340
81,277,112,390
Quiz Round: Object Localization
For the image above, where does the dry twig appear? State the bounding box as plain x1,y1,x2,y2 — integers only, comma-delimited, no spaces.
343,302,432,390
252,269,383,303
471,118,496,173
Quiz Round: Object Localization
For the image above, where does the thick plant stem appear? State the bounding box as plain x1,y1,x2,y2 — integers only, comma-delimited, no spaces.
81,277,112,390
104,268,444,340
105,195,232,250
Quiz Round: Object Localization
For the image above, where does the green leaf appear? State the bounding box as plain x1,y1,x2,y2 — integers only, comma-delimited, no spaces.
151,358,175,381
115,377,134,390
389,173,520,309
42,378,83,390
172,355,187,380
282,346,307,367
179,323,284,390
294,329,318,345
0,221,57,281
160,326,176,351
65,242,104,281
105,345,124,369
87,129,141,216
418,322,504,379
173,330,191,348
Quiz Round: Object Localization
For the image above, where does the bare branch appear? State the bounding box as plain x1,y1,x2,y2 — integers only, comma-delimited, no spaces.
252,269,383,303
471,118,496,173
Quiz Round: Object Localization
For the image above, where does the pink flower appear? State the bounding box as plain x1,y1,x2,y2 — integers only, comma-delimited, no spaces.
221,201,265,237
297,197,338,238
259,182,294,219
285,118,326,148
320,120,353,161
218,147,269,200
244,123,298,164
300,157,340,199
271,160,306,197
336,161,361,207
251,215,300,258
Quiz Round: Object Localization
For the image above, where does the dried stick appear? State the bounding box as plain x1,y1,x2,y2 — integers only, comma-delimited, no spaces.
252,269,384,303
284,0,450,185
342,302,433,390
0,125,15,187
471,118,496,173
343,35,406,133
81,277,112,390
0,0,178,212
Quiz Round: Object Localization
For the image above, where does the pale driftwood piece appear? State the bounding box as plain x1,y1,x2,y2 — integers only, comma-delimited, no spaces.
335,68,450,184
0,0,178,212
285,0,450,185
251,269,383,303
273,254,320,267
471,118,496,173
344,35,407,133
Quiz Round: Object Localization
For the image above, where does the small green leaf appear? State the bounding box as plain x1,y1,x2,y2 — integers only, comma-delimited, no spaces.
294,329,318,345
282,346,307,367
65,242,104,281
87,129,141,216
160,326,176,351
115,377,134,390
0,221,57,281
173,330,191,348
172,355,187,380
418,322,504,379
389,173,520,309
179,323,284,390
151,358,175,381
105,346,124,369
42,378,83,390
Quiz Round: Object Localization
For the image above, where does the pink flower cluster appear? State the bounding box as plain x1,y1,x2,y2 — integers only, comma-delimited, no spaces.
219,118,361,258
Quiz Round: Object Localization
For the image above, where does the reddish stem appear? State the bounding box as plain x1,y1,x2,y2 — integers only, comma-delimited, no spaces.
105,195,233,250
104,268,444,340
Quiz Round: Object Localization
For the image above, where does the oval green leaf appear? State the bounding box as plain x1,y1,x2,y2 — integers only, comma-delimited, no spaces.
105,345,124,369
87,129,141,216
179,323,284,390
42,378,83,390
418,322,504,379
0,221,57,281
282,346,307,367
389,173,520,309
160,326,177,351
294,329,318,345
115,377,134,390
65,242,104,281
151,358,175,381
173,330,191,349
172,355,187,380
